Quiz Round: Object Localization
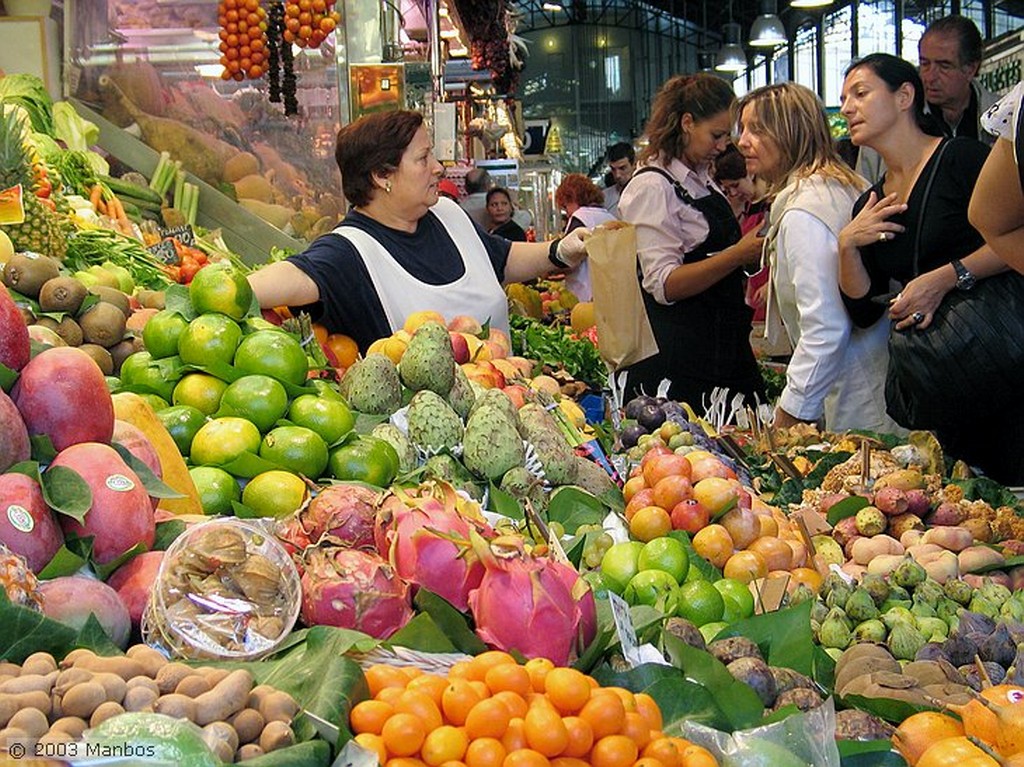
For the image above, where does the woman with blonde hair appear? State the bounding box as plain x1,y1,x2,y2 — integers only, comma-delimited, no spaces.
737,82,898,431
618,74,765,406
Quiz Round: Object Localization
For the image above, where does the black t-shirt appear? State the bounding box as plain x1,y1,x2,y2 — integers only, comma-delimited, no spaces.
928,88,980,140
288,207,512,351
490,219,527,242
841,137,989,327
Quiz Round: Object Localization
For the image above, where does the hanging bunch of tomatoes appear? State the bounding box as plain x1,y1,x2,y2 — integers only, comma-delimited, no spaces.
282,0,340,49
217,0,270,81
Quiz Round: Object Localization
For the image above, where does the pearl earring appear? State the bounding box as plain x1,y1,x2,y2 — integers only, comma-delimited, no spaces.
385,181,392,193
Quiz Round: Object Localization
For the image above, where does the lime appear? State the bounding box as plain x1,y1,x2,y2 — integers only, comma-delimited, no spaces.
714,577,755,620
624,570,682,614
259,425,329,479
189,465,241,515
156,404,207,456
599,541,644,595
327,436,400,487
219,374,289,433
287,394,355,445
309,379,346,402
189,262,254,321
178,313,242,367
119,351,180,402
172,373,228,416
698,621,730,644
637,537,689,584
233,329,308,386
239,470,309,519
582,570,610,597
676,579,726,627
190,416,261,468
685,564,708,583
142,310,188,360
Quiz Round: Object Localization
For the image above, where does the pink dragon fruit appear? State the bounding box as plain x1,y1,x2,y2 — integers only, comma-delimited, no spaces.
468,535,585,666
374,482,491,611
300,546,413,639
278,483,381,557
550,558,597,650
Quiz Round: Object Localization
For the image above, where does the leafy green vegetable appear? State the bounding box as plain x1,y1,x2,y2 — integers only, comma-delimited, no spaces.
0,74,53,134
65,228,172,289
953,477,1023,512
52,101,99,151
509,314,606,387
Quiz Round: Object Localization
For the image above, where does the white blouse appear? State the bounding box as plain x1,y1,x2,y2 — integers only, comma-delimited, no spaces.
982,81,1022,162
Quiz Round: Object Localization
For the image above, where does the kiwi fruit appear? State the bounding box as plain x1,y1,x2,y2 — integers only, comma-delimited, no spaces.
35,317,59,333
78,301,127,348
78,343,114,376
109,337,144,375
52,316,84,347
38,276,88,314
88,285,131,317
17,306,35,326
135,289,166,310
3,253,60,298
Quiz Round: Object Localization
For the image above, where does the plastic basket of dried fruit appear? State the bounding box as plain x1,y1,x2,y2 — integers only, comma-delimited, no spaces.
142,518,302,661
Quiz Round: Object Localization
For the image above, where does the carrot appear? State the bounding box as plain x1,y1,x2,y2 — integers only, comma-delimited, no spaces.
90,185,106,215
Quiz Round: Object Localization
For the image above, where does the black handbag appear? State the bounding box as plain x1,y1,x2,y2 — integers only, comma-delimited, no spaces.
885,141,1024,428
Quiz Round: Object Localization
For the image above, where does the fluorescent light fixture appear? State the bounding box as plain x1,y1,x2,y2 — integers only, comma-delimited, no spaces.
542,2,564,11
790,0,833,7
715,22,747,72
749,0,787,47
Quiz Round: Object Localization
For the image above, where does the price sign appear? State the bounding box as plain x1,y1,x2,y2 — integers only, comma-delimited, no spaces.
160,225,195,246
147,239,178,264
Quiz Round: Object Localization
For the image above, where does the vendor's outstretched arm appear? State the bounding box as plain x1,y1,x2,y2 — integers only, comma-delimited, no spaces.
504,228,589,284
247,261,320,309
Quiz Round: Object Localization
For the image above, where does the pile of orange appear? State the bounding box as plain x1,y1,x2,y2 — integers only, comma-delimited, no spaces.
350,651,719,767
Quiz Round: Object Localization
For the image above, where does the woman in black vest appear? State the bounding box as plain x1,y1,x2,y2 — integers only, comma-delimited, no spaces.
618,75,765,408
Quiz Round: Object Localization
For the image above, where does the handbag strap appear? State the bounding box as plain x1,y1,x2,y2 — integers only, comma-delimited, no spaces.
910,140,951,277
634,166,696,204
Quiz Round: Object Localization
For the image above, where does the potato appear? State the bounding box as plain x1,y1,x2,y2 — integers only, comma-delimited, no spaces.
90,701,125,728
21,652,57,676
247,684,275,711
75,655,146,681
922,526,974,552
0,662,21,677
959,545,1006,574
126,676,160,695
55,667,93,696
851,535,903,565
61,681,107,719
203,720,239,761
38,729,74,746
900,529,926,548
259,720,295,753
8,708,49,738
61,648,96,668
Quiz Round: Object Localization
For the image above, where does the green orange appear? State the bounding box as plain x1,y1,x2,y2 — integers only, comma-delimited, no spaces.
676,579,726,627
233,329,309,386
287,394,355,445
142,310,189,359
119,351,181,402
219,374,289,433
157,404,207,456
327,436,400,487
178,313,242,367
259,425,329,479
189,262,254,320
172,373,228,416
189,416,261,468
240,470,309,519
189,465,241,515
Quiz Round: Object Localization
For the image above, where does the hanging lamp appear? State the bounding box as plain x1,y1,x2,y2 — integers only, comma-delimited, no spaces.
790,0,833,9
749,0,787,48
715,22,746,72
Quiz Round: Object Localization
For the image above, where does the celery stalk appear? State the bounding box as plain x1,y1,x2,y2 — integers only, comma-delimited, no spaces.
149,151,170,191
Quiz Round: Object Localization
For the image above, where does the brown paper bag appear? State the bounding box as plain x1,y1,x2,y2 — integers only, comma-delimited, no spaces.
585,221,659,372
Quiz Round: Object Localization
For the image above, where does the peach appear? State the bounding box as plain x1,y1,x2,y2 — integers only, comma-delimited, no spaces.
642,453,692,488
693,477,740,519
488,328,511,356
719,507,760,550
448,315,484,334
502,384,530,409
747,536,793,571
623,475,648,503
652,474,694,510
449,332,471,364
688,454,731,482
723,550,768,584
692,524,734,569
529,375,561,396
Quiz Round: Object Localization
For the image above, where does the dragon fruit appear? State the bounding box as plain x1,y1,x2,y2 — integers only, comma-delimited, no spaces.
300,546,413,639
468,535,588,665
550,558,598,649
374,482,492,611
278,483,380,557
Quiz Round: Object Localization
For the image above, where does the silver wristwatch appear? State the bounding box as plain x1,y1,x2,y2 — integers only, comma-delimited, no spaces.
951,259,976,291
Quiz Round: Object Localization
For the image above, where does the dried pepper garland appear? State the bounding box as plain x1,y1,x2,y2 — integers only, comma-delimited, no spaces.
265,1,297,115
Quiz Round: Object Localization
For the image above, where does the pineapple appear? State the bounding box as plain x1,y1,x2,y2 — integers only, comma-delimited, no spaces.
0,106,66,260
0,544,42,610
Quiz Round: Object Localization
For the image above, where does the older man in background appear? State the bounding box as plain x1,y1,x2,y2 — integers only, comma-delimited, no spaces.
602,141,636,217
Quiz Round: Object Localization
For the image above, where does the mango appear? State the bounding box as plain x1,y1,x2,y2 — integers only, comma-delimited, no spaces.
106,551,164,628
0,283,29,372
0,388,29,473
38,576,131,649
12,347,114,452
112,392,203,516
0,473,63,572
52,442,155,565
112,419,162,510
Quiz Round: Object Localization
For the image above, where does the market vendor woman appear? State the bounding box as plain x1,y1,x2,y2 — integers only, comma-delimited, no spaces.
249,110,588,351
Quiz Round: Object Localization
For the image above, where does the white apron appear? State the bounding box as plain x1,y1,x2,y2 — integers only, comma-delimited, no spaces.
332,197,510,333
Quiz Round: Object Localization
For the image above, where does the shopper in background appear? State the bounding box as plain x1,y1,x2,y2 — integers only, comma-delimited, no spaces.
737,83,899,433
460,167,492,228
618,74,765,407
838,54,1014,477
554,173,617,301
858,15,997,182
486,187,528,242
438,178,461,202
248,110,588,352
970,81,1024,273
603,141,636,217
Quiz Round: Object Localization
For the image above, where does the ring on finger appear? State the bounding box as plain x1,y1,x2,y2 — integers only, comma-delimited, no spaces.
911,311,925,324
878,232,888,242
